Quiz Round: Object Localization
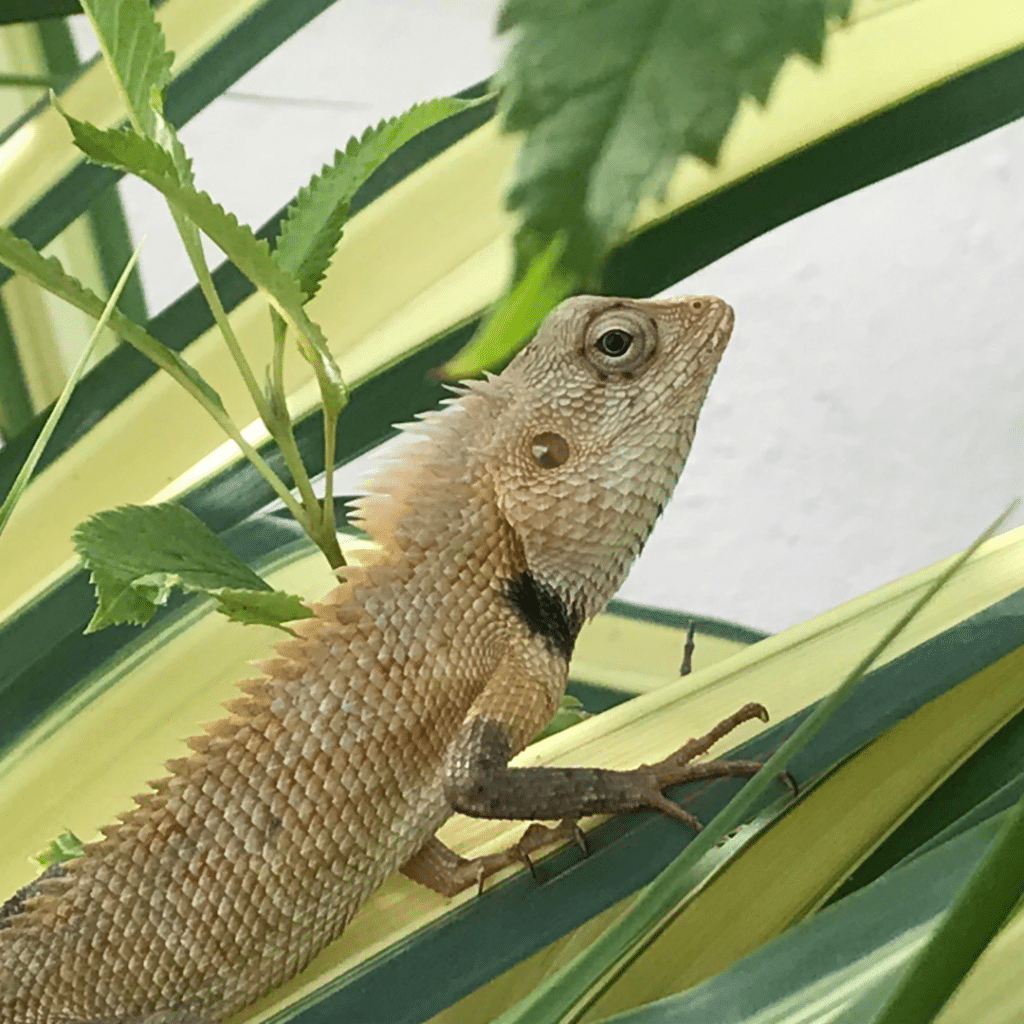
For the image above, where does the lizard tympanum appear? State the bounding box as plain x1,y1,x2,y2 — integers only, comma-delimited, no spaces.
1,293,775,1023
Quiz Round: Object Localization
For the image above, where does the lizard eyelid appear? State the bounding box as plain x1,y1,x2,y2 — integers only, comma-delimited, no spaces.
584,309,655,375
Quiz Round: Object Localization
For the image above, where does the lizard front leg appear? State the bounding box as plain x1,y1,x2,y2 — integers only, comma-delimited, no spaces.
444,700,772,833
414,638,783,896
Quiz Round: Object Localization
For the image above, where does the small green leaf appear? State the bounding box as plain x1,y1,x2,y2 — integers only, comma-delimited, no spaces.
0,224,224,411
79,0,174,138
58,113,177,179
86,565,167,630
274,97,475,301
214,588,313,630
34,831,84,869
59,113,343,399
74,503,273,631
533,694,590,743
439,233,573,377
498,0,852,280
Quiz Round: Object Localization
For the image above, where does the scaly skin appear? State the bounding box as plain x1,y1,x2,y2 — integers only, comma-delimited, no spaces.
1,294,739,1023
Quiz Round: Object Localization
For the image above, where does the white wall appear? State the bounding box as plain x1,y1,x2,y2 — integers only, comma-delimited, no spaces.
75,1,1024,633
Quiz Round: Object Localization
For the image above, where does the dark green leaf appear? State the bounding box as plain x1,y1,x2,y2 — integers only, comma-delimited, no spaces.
872,788,1024,1023
498,0,852,279
598,814,1005,1024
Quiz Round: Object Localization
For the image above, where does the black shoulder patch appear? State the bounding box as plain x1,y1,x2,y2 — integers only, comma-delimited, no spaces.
503,570,583,661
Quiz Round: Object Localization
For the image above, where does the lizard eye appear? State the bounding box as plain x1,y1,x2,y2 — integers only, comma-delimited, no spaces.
595,328,633,358
585,308,654,375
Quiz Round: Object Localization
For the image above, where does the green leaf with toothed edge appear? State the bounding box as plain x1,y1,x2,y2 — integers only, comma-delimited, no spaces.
78,0,174,138
498,0,853,282
273,96,480,303
213,588,313,630
57,111,344,399
73,503,311,632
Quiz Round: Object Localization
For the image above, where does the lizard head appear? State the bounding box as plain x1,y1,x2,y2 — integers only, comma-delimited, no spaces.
487,293,734,626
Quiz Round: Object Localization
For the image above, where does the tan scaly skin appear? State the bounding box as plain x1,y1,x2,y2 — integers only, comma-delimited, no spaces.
0,293,778,1023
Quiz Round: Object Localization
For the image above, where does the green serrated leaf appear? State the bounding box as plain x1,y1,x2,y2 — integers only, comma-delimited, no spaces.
59,112,344,398
498,0,852,279
79,0,174,138
214,588,313,629
34,831,84,869
86,564,165,630
440,233,572,377
58,114,177,180
0,224,223,411
74,503,274,632
274,97,473,301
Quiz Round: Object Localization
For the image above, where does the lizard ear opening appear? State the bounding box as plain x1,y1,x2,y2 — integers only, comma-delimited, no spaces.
530,432,570,469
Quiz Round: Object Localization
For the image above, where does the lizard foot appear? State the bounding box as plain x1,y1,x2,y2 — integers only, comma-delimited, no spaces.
635,702,797,831
400,819,587,898
466,818,587,894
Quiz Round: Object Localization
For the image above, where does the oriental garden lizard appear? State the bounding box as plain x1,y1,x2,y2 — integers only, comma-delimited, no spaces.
1,293,781,1023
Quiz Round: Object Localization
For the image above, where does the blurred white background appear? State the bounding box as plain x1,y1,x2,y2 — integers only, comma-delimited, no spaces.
72,0,1024,633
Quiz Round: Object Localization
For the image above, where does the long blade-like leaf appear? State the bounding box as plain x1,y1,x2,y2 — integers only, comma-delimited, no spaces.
872,787,1024,1023
498,503,1019,1024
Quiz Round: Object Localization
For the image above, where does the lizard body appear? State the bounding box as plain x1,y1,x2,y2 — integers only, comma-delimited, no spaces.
1,293,752,1023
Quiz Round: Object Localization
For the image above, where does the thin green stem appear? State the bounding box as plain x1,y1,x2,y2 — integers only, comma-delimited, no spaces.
206,404,309,527
271,309,287,403
173,210,269,422
173,211,322,520
1,244,143,538
318,404,344,569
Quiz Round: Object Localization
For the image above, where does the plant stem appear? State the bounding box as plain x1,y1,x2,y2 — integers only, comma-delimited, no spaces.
173,211,322,520
318,403,344,569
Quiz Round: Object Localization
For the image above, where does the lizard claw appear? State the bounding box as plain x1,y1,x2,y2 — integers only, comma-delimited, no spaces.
573,822,588,857
517,847,538,881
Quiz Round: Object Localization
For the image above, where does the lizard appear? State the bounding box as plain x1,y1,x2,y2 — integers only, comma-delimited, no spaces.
0,292,779,1024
